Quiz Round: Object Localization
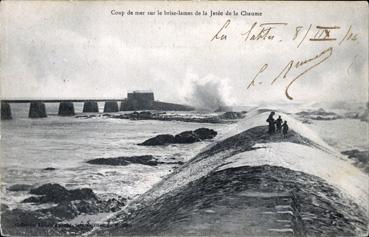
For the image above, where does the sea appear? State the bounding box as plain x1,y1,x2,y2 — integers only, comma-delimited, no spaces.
1,103,367,213
0,103,226,211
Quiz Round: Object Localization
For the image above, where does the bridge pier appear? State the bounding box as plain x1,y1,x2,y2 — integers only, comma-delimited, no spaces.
58,102,75,116
120,100,129,111
104,101,119,112
1,102,12,120
29,102,47,118
83,101,99,113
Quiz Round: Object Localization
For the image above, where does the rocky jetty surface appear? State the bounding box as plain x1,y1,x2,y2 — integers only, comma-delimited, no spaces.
139,128,217,146
87,155,183,166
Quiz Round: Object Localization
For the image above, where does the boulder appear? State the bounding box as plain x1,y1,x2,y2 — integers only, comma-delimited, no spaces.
40,201,79,219
98,197,127,212
24,183,97,204
174,131,201,144
74,200,100,214
1,203,9,211
69,188,97,201
30,183,69,197
140,128,218,146
139,134,175,146
138,111,153,119
87,155,161,166
194,128,217,140
219,111,244,120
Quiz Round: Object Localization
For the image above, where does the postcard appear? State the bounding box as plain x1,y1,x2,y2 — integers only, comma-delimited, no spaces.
0,1,368,236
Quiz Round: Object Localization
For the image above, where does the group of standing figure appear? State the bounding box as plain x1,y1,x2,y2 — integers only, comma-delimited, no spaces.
266,112,288,137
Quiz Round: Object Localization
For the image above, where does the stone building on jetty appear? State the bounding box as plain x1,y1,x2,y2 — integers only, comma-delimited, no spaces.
120,90,194,111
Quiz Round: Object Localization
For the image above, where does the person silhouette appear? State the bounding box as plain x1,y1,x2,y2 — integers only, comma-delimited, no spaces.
266,112,276,134
282,121,289,138
276,116,282,132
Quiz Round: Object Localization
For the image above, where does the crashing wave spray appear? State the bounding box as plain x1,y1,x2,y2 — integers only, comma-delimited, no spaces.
182,73,234,111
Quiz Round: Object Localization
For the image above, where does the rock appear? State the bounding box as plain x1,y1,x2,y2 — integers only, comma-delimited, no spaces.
22,196,44,203
40,201,79,219
174,131,201,144
30,183,69,197
24,183,97,204
1,208,57,227
139,134,175,146
43,167,56,171
219,112,244,120
1,203,9,211
69,188,97,201
137,111,153,119
7,184,33,192
98,197,127,212
296,109,340,120
140,128,218,146
341,149,369,173
74,200,100,214
87,155,184,167
87,155,161,166
194,128,217,140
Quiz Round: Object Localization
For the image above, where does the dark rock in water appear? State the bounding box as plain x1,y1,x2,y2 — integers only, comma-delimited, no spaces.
88,155,160,166
24,183,97,204
218,111,245,120
69,188,97,201
74,200,100,214
40,201,79,219
1,208,58,228
87,155,184,167
22,196,45,203
39,200,101,219
194,128,217,140
1,190,118,236
7,184,33,192
296,108,341,120
174,131,201,144
140,128,217,146
341,149,369,163
99,197,128,212
30,183,69,196
130,111,154,119
1,203,9,211
341,149,369,173
139,134,175,146
43,167,56,171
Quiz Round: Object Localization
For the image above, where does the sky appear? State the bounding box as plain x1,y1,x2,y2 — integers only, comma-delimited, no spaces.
0,1,368,108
